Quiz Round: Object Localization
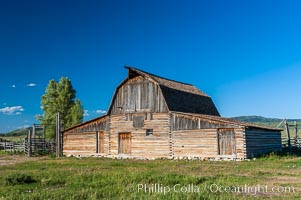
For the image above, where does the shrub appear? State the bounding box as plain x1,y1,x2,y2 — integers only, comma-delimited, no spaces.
5,173,36,185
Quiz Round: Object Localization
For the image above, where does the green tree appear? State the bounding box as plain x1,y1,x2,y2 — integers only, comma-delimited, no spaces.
37,77,84,138
70,99,84,127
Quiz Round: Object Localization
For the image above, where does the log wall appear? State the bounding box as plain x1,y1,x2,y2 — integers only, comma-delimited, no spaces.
172,128,246,159
235,128,246,159
109,112,170,158
63,116,110,156
63,132,96,155
245,129,282,158
62,110,280,159
173,129,218,158
170,112,246,159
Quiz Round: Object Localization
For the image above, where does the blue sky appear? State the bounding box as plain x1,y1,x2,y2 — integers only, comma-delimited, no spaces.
1,0,301,133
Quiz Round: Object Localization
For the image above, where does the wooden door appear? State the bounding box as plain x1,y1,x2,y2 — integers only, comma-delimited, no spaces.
218,129,236,155
118,132,131,155
97,132,104,153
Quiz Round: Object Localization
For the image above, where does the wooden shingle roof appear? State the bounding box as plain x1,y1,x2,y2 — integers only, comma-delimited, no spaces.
126,67,220,116
127,67,208,96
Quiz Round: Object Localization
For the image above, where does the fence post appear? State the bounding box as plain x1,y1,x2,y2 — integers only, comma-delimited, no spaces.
32,124,36,138
61,126,63,157
24,138,26,154
285,119,291,148
43,125,46,154
28,129,32,157
56,112,61,158
294,121,298,140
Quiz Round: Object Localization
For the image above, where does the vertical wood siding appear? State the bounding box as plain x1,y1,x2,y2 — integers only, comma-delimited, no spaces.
218,129,236,156
98,132,105,153
110,76,168,114
118,133,131,154
170,113,236,131
64,116,109,133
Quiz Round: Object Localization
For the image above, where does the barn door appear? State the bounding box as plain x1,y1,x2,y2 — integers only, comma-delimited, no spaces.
96,132,104,154
118,132,131,155
218,129,236,156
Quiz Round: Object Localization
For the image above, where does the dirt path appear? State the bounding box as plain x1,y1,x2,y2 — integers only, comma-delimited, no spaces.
0,155,45,166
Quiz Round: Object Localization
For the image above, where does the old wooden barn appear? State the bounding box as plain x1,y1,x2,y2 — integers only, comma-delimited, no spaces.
63,67,282,159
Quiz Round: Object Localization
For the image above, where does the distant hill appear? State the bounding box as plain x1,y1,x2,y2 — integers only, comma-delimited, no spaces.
231,116,280,123
3,126,46,138
5,128,30,137
231,116,301,123
231,116,301,130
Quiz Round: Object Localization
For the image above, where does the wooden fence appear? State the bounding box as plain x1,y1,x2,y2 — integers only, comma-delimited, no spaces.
24,138,56,156
0,141,24,152
0,121,61,157
0,138,56,156
282,138,301,148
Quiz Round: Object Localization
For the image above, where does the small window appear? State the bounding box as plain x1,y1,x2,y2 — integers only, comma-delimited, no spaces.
133,115,144,128
146,129,153,136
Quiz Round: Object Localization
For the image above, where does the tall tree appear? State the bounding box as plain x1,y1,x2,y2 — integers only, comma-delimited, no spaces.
69,99,84,128
37,77,84,138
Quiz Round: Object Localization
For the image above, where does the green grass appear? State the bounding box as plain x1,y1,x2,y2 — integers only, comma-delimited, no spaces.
0,116,299,199
0,150,8,155
0,155,300,199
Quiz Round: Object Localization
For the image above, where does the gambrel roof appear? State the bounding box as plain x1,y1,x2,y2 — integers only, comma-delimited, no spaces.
119,66,220,116
127,67,208,96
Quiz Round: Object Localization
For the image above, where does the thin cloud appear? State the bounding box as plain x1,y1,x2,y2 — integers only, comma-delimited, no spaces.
83,109,106,118
96,110,107,114
27,83,37,87
11,85,16,88
0,106,24,115
84,110,90,116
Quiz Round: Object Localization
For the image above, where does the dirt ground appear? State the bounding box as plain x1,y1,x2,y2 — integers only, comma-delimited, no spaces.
0,155,45,166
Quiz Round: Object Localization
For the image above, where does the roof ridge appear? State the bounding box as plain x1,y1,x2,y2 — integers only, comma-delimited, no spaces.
125,66,193,86
125,66,209,97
